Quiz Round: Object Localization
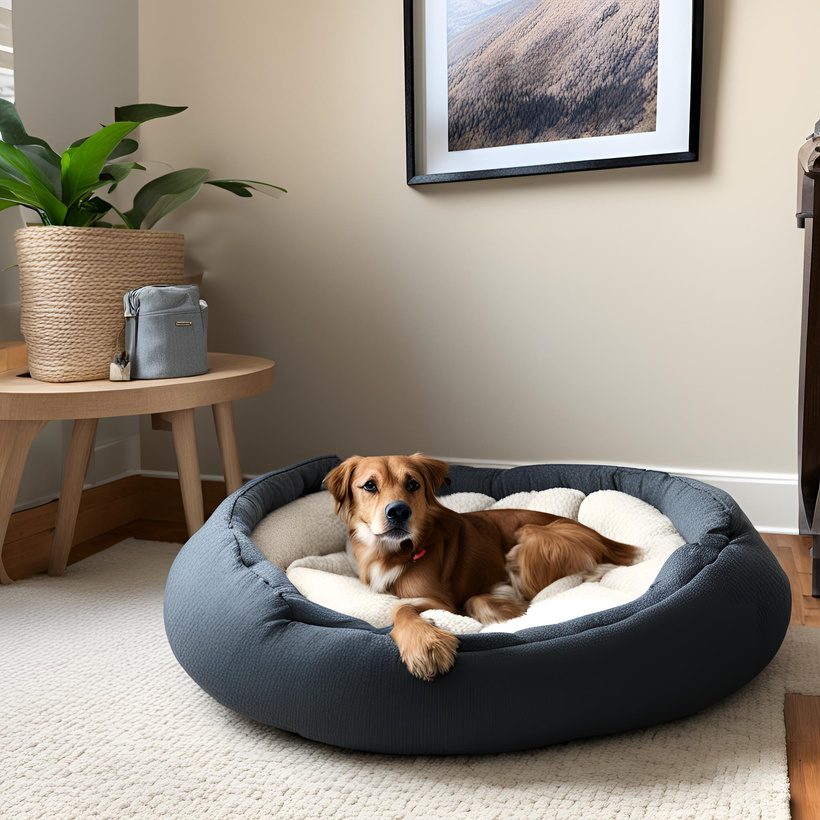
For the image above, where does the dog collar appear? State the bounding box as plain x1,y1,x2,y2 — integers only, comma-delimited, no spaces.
412,548,427,561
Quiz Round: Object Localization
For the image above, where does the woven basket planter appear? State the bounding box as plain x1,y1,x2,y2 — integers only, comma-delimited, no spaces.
15,227,185,382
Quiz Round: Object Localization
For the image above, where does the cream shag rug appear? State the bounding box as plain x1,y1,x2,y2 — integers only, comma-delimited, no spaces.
1,539,818,820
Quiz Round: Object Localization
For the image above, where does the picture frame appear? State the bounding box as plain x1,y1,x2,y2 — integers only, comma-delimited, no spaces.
404,0,704,185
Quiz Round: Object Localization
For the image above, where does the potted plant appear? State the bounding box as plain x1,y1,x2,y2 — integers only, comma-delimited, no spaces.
0,102,285,382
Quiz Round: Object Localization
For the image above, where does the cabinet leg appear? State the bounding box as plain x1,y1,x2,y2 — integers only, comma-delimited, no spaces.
48,418,98,577
166,408,204,537
0,420,48,584
212,401,243,494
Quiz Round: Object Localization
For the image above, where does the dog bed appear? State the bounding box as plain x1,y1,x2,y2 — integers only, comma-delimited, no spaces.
164,455,792,755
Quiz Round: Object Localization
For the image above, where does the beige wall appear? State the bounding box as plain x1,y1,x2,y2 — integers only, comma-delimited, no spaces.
137,0,810,483
5,0,140,509
2,0,141,348
14,1,138,152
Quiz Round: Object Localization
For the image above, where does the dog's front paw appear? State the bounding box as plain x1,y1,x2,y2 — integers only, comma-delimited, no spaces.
393,623,460,682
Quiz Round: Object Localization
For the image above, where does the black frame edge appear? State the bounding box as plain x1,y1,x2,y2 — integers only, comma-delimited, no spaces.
404,0,706,187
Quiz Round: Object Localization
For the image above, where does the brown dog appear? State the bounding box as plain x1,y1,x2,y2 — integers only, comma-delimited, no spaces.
324,454,638,681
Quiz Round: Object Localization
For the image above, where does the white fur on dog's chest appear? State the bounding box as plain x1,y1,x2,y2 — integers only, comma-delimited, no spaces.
351,523,406,593
367,562,404,594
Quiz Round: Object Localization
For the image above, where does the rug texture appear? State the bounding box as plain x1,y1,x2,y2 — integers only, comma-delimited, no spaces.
1,538,818,820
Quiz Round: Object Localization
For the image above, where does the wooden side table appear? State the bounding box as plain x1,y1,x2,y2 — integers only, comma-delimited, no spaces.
0,352,274,584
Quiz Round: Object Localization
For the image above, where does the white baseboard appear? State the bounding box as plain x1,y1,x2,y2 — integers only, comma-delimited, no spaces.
141,459,800,535
140,469,229,484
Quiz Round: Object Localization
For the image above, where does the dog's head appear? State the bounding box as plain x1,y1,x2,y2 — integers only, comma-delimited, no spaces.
324,454,449,552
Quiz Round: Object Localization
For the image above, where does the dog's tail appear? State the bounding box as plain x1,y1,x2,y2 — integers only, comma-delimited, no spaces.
597,531,640,568
509,519,639,600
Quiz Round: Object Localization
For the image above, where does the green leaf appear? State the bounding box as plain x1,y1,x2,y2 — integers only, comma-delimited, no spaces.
114,103,187,124
0,100,29,145
107,138,139,160
0,191,48,224
0,175,43,206
70,135,140,163
101,161,145,182
0,177,42,208
18,144,62,196
0,100,58,158
205,180,253,197
0,101,62,204
0,144,59,197
60,121,139,207
0,144,66,223
124,167,210,229
101,200,135,229
205,178,287,198
0,186,40,211
63,196,113,227
0,164,50,195
100,160,145,194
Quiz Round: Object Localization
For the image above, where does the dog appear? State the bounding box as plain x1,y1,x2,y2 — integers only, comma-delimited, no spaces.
324,454,638,681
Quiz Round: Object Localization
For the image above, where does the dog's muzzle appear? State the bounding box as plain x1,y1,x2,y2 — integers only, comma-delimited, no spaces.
385,501,412,524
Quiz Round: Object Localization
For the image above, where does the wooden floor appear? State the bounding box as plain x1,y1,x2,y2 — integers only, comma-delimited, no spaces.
2,476,228,581
761,533,820,820
762,533,820,628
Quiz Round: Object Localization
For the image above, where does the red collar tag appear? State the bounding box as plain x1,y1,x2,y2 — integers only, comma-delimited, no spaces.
412,548,427,561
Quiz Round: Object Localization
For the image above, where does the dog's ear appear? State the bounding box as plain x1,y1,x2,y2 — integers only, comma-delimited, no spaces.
410,453,450,498
324,456,362,518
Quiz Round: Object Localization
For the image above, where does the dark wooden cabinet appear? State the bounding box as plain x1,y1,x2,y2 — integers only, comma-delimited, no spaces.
796,130,820,597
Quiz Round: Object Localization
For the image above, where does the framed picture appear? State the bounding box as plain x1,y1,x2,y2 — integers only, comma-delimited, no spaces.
404,0,704,185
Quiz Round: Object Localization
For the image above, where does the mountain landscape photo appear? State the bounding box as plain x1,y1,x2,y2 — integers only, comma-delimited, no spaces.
447,0,660,152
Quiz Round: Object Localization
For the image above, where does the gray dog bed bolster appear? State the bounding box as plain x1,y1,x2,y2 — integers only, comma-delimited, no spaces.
163,455,791,754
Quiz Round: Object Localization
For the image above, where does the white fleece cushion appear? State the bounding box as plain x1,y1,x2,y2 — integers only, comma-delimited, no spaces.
577,489,685,562
484,492,683,634
287,551,485,633
287,553,399,627
251,488,685,634
439,492,497,513
251,491,348,569
490,488,586,521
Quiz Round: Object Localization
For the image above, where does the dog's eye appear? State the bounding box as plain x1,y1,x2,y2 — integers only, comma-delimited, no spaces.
362,480,378,493
407,479,421,492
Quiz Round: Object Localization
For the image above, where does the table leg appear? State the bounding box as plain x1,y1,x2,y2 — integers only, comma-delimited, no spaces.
166,408,205,537
48,418,98,577
212,401,244,494
0,420,48,584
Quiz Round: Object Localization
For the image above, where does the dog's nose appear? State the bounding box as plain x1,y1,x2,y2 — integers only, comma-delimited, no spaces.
385,501,412,523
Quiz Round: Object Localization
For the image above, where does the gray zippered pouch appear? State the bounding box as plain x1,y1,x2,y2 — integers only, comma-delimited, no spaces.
123,285,209,379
